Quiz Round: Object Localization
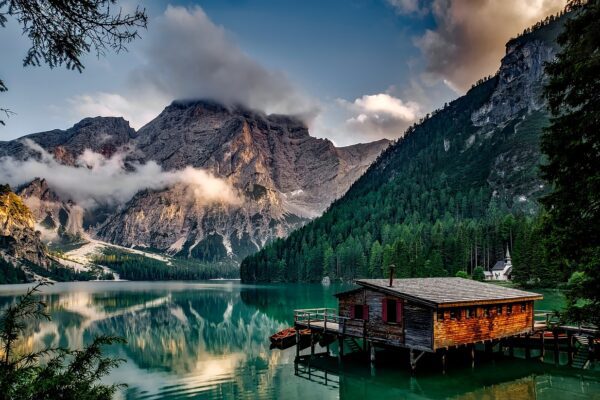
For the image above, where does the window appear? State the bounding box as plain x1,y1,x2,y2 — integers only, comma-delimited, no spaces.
437,311,445,321
507,304,513,315
484,307,491,317
497,305,503,315
383,298,402,323
387,299,398,322
521,303,527,312
466,308,476,319
450,309,459,320
351,304,369,320
353,304,364,320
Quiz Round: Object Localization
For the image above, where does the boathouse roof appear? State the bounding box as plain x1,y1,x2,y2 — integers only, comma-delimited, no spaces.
337,277,542,308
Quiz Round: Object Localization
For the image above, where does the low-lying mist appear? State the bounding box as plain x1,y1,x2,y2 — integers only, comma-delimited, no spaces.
0,139,241,209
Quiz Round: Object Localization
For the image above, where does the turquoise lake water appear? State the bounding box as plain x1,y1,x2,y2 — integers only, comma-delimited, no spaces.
0,281,598,399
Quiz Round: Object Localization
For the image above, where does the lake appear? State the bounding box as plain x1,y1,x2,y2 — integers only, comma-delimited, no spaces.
0,281,598,399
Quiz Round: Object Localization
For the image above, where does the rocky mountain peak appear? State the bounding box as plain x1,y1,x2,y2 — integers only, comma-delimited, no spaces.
18,178,60,203
2,99,389,264
471,16,566,127
0,184,35,232
0,116,136,163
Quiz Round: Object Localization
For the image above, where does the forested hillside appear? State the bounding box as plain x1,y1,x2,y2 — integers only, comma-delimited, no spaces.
241,15,569,286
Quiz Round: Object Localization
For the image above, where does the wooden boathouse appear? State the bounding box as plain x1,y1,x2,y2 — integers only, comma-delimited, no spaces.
294,277,545,370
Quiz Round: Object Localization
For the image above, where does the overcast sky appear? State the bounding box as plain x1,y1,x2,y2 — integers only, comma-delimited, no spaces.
0,0,566,146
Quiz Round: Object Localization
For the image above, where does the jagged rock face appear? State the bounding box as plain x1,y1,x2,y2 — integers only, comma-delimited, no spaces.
97,101,389,259
131,101,386,216
0,185,49,267
468,21,564,214
2,101,389,262
18,178,84,242
471,37,558,127
0,117,136,164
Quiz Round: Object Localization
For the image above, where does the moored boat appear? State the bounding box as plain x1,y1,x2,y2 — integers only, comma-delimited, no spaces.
270,327,311,349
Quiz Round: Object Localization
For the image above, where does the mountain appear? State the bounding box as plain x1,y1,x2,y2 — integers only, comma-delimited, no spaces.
18,178,86,242
1,101,389,265
240,15,568,283
0,184,106,283
0,184,49,269
0,116,136,164
97,101,389,261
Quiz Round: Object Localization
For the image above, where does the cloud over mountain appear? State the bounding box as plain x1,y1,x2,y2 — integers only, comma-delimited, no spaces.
71,5,318,129
0,139,240,209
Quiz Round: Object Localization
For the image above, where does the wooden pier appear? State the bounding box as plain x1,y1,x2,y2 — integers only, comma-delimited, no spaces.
279,278,599,372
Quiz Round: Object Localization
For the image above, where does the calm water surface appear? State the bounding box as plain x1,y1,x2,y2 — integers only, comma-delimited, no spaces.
0,281,598,400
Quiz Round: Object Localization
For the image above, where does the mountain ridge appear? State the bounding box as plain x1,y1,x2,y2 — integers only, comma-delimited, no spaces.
0,99,390,265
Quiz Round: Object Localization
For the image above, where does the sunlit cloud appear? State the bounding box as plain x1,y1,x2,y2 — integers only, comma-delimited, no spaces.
69,5,319,129
405,0,568,92
338,93,421,140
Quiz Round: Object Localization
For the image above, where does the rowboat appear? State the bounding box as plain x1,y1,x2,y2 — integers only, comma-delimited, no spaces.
270,327,311,349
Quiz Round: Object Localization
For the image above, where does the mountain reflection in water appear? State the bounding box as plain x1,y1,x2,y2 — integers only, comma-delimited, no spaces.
0,282,598,400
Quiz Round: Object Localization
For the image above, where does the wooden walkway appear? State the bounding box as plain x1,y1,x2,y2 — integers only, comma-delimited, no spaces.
294,308,366,339
289,307,599,370
297,320,340,333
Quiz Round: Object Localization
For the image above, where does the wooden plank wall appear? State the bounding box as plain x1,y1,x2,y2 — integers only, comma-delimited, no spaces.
404,302,433,349
338,289,412,347
364,289,405,346
338,290,366,337
433,301,534,349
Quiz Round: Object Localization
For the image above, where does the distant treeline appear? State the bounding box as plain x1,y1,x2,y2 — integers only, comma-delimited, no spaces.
0,258,96,284
241,203,552,286
92,248,239,280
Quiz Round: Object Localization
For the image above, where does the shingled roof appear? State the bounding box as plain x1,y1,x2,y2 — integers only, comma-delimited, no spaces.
350,278,542,308
492,261,507,271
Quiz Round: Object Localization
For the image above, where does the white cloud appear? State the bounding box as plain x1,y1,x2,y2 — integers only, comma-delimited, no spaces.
69,5,319,129
68,92,165,131
387,0,427,15
338,93,421,140
352,93,421,120
413,0,567,92
0,139,240,209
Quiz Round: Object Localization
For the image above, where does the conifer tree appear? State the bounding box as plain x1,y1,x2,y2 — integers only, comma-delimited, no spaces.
542,0,600,324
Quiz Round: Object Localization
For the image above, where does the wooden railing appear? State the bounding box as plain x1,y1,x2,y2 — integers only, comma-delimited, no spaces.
534,309,598,335
294,308,365,335
534,309,558,325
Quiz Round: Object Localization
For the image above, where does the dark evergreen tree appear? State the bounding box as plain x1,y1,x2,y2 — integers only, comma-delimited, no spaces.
0,283,126,399
472,266,485,282
542,0,600,325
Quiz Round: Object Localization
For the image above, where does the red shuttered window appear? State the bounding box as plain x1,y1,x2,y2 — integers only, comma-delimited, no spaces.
352,304,369,320
383,298,403,323
382,298,388,322
396,299,403,322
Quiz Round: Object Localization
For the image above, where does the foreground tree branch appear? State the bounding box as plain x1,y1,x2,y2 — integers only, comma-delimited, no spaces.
0,282,127,400
0,0,147,126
